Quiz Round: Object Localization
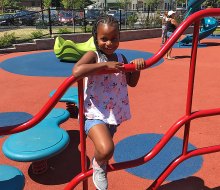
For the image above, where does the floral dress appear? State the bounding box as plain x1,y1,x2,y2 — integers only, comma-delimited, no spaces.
84,51,131,125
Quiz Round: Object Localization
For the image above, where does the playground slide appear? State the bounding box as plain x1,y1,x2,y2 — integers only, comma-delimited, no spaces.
180,0,218,45
180,17,218,44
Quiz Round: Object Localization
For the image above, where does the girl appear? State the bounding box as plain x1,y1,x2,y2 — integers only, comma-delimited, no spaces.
72,15,145,190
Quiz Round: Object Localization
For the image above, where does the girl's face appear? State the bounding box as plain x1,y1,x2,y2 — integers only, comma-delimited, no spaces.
96,23,120,55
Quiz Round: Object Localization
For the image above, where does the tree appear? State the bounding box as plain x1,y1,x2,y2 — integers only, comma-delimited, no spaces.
43,0,52,8
203,0,220,7
116,0,132,10
176,0,186,6
1,0,21,12
143,0,162,10
51,0,61,7
60,0,93,9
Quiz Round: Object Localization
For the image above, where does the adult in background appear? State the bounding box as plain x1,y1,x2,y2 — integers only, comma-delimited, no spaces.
161,11,168,45
166,10,179,60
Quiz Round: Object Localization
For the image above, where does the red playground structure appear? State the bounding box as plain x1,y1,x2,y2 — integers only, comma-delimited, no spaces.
1,8,220,190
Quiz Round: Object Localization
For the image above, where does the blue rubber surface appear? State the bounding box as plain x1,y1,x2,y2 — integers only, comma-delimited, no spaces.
0,164,25,190
114,133,203,181
0,112,32,128
172,42,207,48
0,50,164,77
50,87,78,104
206,34,220,39
2,108,70,162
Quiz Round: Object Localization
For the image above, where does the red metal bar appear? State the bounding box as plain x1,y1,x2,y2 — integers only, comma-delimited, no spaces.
182,19,200,156
147,144,220,190
149,19,202,189
1,8,220,190
77,80,88,190
64,9,220,189
0,75,76,136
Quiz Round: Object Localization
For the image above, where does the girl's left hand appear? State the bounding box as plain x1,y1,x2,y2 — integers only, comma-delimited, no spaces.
131,58,145,70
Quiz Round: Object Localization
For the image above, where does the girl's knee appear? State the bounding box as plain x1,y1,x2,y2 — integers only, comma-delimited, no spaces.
97,141,114,159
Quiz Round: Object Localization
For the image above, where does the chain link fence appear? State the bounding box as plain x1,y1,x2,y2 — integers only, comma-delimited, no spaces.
0,8,181,49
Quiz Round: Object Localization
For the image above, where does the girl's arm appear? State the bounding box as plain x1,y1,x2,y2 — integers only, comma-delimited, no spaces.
123,55,145,87
72,51,124,79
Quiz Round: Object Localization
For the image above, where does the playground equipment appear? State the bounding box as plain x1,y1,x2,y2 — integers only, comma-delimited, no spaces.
49,87,79,118
2,108,70,174
179,0,218,45
0,164,25,190
1,8,220,190
54,36,96,62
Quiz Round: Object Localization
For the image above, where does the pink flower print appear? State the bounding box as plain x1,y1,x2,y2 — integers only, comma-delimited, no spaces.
88,80,95,88
101,80,111,93
111,82,118,93
90,94,100,105
122,97,129,105
112,82,117,88
87,102,92,108
119,111,128,122
104,98,115,110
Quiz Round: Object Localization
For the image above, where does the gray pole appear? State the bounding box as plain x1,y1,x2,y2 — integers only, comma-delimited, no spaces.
105,0,107,12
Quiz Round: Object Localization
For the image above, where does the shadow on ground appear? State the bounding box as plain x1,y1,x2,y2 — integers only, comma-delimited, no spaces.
28,130,90,185
174,55,191,59
153,176,220,190
203,42,220,47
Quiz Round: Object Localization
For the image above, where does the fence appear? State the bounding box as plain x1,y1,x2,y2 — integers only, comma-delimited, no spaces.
0,8,168,49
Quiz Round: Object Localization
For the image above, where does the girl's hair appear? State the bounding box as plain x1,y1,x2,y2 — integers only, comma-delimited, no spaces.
92,14,119,52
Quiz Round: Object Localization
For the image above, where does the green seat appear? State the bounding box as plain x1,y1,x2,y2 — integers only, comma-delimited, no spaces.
54,36,96,62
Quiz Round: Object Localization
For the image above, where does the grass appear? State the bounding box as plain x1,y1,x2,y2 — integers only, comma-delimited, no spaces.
0,25,85,42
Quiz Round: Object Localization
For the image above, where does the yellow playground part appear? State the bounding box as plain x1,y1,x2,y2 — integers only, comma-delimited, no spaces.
54,36,96,62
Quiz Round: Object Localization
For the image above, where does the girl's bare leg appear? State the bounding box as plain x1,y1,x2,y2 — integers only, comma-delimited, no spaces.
88,124,114,165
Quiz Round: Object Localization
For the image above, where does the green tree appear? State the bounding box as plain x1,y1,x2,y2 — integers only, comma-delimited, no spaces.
43,0,52,8
116,0,132,10
1,0,21,12
143,0,162,10
51,0,61,7
203,0,220,7
176,0,186,6
60,0,93,9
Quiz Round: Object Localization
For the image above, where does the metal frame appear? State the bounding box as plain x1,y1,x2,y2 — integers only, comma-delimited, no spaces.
1,8,220,190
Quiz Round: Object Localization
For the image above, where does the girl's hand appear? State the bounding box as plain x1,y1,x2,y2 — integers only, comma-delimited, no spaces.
106,61,124,70
131,58,145,70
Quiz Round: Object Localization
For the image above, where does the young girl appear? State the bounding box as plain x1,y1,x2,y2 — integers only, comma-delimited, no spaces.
72,15,145,190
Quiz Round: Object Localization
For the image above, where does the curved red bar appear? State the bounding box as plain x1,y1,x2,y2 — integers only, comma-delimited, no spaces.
1,8,220,190
0,76,76,135
64,8,220,190
1,8,220,136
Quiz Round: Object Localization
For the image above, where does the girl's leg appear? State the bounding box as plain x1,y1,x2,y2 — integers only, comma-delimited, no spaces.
88,124,114,190
88,123,114,164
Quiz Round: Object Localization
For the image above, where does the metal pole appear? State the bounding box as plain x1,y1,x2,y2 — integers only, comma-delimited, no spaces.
105,0,107,12
72,0,75,33
1,0,3,14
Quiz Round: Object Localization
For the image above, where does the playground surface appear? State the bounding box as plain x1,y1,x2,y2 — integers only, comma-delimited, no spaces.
0,36,220,190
